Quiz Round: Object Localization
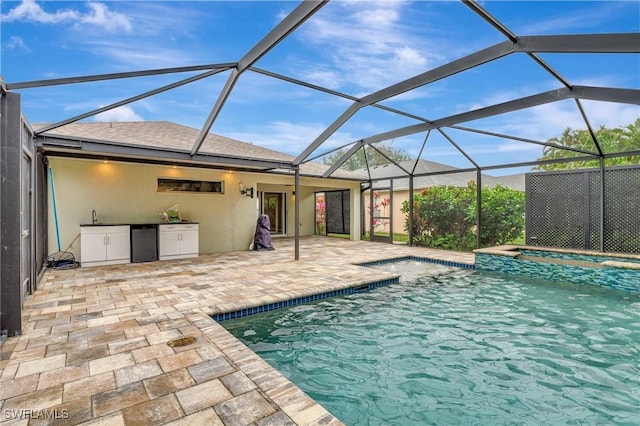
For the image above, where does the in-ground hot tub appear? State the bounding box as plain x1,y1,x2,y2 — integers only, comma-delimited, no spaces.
474,245,640,291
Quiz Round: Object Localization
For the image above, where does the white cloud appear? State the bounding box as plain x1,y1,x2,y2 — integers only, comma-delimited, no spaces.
1,0,78,24
225,121,355,156
519,2,630,34
498,142,541,153
81,40,194,69
297,1,435,92
5,36,31,52
77,2,132,33
468,100,639,144
1,0,132,33
93,106,143,122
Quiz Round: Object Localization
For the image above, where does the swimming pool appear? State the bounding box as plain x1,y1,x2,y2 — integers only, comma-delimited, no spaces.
223,261,640,425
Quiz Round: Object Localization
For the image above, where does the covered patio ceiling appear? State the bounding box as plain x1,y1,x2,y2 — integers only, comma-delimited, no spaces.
2,0,639,179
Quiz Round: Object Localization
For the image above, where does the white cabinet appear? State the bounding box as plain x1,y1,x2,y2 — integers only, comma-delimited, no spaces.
158,224,199,260
81,226,131,267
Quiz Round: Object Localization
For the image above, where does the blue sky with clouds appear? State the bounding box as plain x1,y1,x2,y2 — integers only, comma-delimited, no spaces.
1,1,639,174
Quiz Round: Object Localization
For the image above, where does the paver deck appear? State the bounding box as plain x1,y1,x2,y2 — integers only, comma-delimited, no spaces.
1,236,474,425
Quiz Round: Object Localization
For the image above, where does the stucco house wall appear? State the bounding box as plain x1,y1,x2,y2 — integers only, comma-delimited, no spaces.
48,157,361,260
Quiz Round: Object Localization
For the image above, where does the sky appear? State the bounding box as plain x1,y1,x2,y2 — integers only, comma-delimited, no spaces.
1,0,639,176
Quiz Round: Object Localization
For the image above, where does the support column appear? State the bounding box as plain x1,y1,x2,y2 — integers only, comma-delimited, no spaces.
294,166,300,260
1,91,23,336
599,158,605,252
408,175,414,246
476,169,482,249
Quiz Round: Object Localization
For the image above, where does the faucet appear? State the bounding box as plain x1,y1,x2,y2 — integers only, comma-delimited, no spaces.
92,209,98,224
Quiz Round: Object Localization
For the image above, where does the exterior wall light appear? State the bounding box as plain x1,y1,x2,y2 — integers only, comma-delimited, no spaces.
239,182,254,198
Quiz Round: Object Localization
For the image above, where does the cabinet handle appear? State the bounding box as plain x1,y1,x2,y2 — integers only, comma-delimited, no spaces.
103,236,106,245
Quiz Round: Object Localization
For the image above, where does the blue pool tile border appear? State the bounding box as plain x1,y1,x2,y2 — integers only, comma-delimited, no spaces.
358,256,475,270
213,256,473,322
213,277,399,322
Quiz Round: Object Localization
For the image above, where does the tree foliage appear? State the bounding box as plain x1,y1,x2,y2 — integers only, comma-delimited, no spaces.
535,119,640,170
401,182,525,251
322,142,411,171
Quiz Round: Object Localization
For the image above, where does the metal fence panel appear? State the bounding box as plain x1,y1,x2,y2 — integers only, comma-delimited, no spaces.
526,166,640,254
603,167,640,253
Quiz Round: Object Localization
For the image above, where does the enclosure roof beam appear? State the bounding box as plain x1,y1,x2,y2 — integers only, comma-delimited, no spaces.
237,1,327,72
411,131,431,175
250,67,361,101
449,125,599,156
527,54,573,89
462,0,517,42
569,86,640,105
293,102,365,165
437,129,481,169
190,0,327,156
35,68,228,134
463,1,574,89
6,63,235,90
604,149,640,159
322,141,364,178
190,68,239,156
360,41,515,107
304,139,359,164
357,86,640,146
370,153,607,181
293,40,515,165
367,144,413,176
515,33,640,53
250,67,432,123
361,88,572,145
480,155,605,172
574,99,604,157
378,166,480,182
295,33,635,166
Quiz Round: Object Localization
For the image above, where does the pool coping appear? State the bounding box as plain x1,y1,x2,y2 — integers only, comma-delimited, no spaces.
213,255,475,322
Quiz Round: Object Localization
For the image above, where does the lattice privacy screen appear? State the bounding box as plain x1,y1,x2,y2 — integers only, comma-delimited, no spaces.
526,166,640,254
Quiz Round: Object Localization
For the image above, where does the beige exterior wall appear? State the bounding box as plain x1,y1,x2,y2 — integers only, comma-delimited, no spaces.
363,189,411,236
47,157,361,260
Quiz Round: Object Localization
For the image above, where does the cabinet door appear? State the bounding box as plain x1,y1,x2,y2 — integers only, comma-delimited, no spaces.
106,227,131,261
81,232,107,262
180,229,199,255
159,230,180,257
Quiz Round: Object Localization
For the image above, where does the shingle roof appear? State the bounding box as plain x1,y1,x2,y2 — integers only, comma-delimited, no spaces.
37,121,365,180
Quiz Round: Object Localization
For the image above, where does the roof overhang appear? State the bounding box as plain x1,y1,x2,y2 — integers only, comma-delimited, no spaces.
36,133,369,182
37,133,295,172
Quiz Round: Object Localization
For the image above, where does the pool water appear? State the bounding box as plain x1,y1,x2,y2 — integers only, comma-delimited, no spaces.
223,261,640,425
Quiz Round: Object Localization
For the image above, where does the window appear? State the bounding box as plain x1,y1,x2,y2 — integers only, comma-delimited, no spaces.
157,178,224,193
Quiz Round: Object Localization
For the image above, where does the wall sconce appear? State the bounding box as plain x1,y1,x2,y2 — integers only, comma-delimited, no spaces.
239,182,254,198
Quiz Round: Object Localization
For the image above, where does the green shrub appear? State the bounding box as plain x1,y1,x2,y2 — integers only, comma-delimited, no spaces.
401,182,525,251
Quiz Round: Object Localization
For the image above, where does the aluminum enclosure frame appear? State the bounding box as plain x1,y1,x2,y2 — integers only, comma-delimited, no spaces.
0,0,638,265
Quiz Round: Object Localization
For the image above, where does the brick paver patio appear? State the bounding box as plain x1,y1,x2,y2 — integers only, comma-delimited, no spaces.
0,236,474,425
